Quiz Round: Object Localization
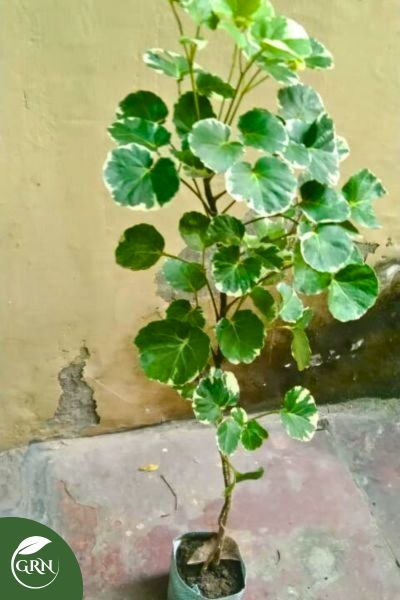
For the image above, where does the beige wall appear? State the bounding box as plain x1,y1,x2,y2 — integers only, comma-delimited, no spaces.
1,0,399,450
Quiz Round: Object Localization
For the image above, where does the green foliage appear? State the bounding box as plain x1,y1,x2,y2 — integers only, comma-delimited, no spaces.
104,0,385,528
280,386,318,441
115,224,165,270
189,118,243,172
134,319,210,385
216,310,265,364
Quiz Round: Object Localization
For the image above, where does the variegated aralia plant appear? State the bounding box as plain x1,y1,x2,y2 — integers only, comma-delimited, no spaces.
103,0,386,569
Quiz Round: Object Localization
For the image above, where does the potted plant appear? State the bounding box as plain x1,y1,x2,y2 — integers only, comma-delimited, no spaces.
103,1,386,597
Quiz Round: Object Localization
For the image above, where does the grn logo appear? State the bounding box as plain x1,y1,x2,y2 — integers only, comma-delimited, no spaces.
11,536,60,590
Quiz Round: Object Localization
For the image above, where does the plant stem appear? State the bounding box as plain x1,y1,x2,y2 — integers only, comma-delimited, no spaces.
203,452,235,570
169,0,200,117
203,177,218,216
180,178,211,214
218,45,238,119
162,252,191,263
221,199,236,214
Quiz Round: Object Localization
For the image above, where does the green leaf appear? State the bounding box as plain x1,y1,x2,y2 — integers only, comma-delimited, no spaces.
300,224,353,273
226,156,297,216
117,90,168,123
217,418,242,455
196,72,235,98
278,282,304,323
280,386,318,442
250,287,276,320
278,84,324,123
342,169,386,229
336,136,350,162
328,264,379,322
254,16,312,60
303,114,339,186
143,49,191,80
211,0,262,25
305,38,334,70
231,407,248,426
241,419,269,450
173,92,215,138
238,108,288,154
293,245,331,295
257,57,299,85
291,328,311,371
216,310,265,364
189,118,243,173
180,0,218,28
285,114,339,186
300,181,350,223
103,143,180,209
235,466,265,483
172,144,211,178
207,215,245,246
115,224,165,270
108,118,171,150
250,244,284,271
179,211,211,251
193,368,240,423
166,299,206,328
135,319,210,386
163,259,207,292
212,246,261,296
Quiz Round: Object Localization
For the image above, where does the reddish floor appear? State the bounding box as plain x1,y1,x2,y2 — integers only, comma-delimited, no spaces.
1,399,399,599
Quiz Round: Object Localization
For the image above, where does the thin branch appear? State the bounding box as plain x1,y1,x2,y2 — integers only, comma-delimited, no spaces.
181,178,211,214
215,190,227,201
206,279,219,320
162,252,191,263
218,45,238,120
221,200,236,214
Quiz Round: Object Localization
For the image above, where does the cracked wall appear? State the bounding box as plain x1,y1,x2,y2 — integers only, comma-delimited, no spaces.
0,0,399,450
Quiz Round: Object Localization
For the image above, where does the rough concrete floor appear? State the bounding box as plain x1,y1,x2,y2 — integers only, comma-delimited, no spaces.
1,399,399,600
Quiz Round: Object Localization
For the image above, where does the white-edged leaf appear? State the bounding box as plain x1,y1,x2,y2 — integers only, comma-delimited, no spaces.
280,386,318,442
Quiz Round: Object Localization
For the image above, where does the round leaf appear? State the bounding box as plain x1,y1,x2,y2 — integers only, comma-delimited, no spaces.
115,224,165,270
250,287,276,321
342,169,386,229
277,282,304,323
108,118,171,150
241,419,269,450
189,119,244,173
196,72,235,98
212,246,261,296
166,299,206,328
238,108,288,154
179,212,211,251
193,368,240,423
216,310,265,364
254,16,312,60
226,156,297,216
300,181,350,224
135,319,210,386
280,386,318,442
163,259,207,292
278,84,324,123
143,49,190,79
300,224,353,273
293,245,331,295
217,418,242,455
117,90,168,123
173,92,215,138
328,264,379,322
305,38,333,70
207,215,245,246
103,143,179,209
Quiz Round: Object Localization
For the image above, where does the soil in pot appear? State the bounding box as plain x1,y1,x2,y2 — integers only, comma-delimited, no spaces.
177,536,244,599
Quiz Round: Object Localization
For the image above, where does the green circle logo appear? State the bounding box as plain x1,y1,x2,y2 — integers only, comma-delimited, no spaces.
0,517,83,599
